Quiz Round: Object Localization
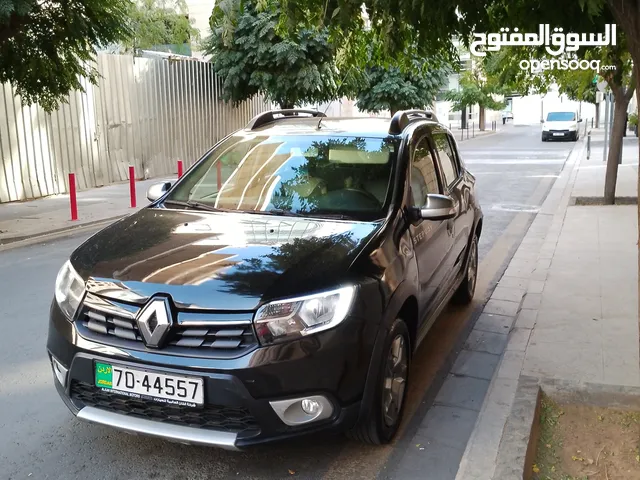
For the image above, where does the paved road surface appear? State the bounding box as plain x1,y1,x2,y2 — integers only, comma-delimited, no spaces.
0,125,575,480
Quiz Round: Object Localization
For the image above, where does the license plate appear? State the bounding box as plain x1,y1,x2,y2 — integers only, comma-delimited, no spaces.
553,133,564,136
95,362,204,406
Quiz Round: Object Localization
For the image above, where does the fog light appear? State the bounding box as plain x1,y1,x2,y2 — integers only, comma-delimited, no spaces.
50,355,68,387
269,395,334,426
301,398,321,415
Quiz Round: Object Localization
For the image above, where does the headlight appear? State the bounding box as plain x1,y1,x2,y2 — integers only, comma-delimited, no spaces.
55,260,85,320
254,286,356,345
542,124,550,131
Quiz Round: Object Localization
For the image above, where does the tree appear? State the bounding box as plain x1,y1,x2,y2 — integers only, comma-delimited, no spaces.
445,68,505,131
0,0,132,112
204,1,357,109
123,0,200,55
356,48,450,115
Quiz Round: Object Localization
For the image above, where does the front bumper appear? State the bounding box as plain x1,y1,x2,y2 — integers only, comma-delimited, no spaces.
47,300,378,449
542,130,575,140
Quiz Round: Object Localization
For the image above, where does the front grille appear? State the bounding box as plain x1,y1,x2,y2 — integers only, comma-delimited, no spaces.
549,129,569,133
71,381,260,435
76,294,259,358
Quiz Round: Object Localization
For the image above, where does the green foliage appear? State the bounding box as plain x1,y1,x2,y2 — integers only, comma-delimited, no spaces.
483,34,634,102
629,112,638,127
356,59,450,115
0,0,133,112
279,0,612,61
124,0,200,54
445,69,505,112
205,1,354,108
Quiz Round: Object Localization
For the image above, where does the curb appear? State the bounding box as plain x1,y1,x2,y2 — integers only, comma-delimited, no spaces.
493,377,640,480
0,215,126,252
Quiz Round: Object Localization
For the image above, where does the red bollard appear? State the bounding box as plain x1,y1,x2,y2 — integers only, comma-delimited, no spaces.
177,160,184,178
216,162,222,190
129,165,136,208
69,173,78,221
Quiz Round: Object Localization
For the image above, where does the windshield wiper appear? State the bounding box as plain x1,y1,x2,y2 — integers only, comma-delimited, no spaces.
264,209,305,217
162,199,220,212
307,212,355,220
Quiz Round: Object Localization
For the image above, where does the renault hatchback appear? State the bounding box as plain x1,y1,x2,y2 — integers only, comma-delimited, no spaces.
47,109,483,449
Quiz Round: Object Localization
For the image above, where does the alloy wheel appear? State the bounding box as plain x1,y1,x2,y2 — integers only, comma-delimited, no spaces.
382,335,408,427
467,240,478,297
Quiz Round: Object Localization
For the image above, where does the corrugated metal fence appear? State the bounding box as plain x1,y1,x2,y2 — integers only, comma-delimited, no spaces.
0,53,270,203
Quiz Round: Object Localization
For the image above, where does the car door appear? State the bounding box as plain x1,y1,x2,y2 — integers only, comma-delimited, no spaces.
407,130,454,322
431,130,472,289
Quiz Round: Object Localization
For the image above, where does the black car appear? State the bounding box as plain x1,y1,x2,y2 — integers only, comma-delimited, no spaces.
47,109,483,449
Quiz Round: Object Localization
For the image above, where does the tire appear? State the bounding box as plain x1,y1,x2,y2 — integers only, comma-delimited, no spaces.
452,235,479,305
348,318,410,445
541,135,547,142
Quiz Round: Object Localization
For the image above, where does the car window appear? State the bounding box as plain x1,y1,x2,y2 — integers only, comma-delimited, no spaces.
411,136,440,207
165,134,399,220
432,133,459,188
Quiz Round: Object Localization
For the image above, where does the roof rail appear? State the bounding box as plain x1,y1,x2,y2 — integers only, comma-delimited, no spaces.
388,109,439,135
245,109,327,130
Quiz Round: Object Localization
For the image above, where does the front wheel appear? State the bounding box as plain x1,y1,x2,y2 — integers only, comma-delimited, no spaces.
452,235,478,304
348,319,410,445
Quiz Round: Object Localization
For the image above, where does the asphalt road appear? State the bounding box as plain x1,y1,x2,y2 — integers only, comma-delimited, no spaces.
0,124,574,480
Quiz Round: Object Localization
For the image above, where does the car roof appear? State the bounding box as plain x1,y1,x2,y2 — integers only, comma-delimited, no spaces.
242,116,441,138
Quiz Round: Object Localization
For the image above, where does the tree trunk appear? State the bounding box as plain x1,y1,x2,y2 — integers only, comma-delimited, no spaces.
461,105,467,130
603,95,632,204
479,106,486,131
595,101,600,129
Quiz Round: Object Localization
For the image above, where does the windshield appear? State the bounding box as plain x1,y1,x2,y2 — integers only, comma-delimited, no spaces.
164,134,398,220
546,112,576,122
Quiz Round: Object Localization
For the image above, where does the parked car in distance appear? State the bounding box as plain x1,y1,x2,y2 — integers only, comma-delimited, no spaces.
541,110,582,141
47,108,483,449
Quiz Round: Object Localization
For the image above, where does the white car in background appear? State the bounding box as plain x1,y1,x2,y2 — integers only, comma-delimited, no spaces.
541,111,582,141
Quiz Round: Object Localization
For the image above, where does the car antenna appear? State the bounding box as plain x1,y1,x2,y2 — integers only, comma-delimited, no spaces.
317,67,355,130
316,100,334,130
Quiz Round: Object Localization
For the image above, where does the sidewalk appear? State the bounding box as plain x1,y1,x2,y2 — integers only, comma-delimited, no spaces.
0,177,174,247
456,132,639,479
572,128,638,200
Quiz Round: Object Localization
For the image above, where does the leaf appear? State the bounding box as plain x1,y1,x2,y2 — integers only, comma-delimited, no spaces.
532,464,540,473
288,470,295,475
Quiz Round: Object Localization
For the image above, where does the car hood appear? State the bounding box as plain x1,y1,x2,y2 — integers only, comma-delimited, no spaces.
71,208,380,310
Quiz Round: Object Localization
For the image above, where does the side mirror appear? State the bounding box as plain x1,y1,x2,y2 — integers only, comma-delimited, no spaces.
419,194,457,221
147,181,173,202
540,119,544,123
578,119,583,123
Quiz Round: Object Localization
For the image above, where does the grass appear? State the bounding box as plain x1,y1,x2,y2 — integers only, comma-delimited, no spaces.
532,394,567,480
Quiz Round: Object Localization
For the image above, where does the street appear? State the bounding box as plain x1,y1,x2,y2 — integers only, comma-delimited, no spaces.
0,125,575,480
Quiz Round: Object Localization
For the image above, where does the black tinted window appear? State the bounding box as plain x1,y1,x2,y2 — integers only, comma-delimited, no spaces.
433,133,459,187
411,137,440,206
165,134,398,220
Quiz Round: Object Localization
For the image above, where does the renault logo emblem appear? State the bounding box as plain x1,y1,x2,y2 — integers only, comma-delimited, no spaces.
136,297,172,348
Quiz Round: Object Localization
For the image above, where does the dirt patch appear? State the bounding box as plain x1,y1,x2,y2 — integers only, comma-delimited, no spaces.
533,394,640,480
